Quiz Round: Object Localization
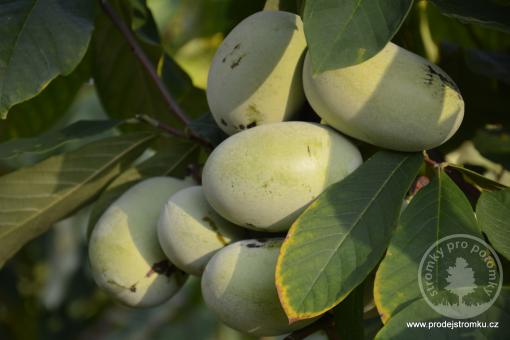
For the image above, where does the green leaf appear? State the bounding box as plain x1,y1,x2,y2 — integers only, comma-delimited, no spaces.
473,129,510,170
276,151,423,321
86,138,199,239
332,283,365,340
92,0,176,125
188,113,228,147
128,0,161,45
446,164,508,191
430,0,510,33
477,189,510,261
375,289,510,339
0,120,122,160
303,0,413,73
0,54,91,142
0,0,94,118
0,133,156,267
374,171,481,323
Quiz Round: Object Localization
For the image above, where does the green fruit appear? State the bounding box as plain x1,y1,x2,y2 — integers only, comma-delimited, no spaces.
89,177,191,307
303,42,464,151
207,10,307,135
157,186,246,276
201,239,316,336
202,122,362,231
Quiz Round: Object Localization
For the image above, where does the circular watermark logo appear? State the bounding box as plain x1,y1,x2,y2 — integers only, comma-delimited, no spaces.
418,234,503,319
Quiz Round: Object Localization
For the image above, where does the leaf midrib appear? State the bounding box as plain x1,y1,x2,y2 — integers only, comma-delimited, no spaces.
0,134,154,241
314,0,363,72
294,156,411,311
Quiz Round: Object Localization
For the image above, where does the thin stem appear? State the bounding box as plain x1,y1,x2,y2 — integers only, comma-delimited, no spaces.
135,114,187,138
99,0,190,126
136,115,213,150
425,150,481,204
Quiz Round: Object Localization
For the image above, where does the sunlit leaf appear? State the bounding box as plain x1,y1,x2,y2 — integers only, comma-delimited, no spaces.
276,151,422,320
0,133,155,267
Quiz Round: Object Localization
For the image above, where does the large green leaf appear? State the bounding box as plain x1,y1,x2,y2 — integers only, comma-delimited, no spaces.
430,0,510,33
446,164,508,191
0,54,91,142
0,120,121,160
303,0,414,73
477,189,510,261
0,133,155,267
375,289,510,339
86,138,200,239
276,151,423,321
374,171,481,323
0,0,94,118
92,0,175,125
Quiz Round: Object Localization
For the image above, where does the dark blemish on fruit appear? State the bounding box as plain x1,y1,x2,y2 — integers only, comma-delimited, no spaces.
245,239,267,248
230,55,245,69
222,57,226,63
425,65,458,90
221,118,228,126
203,216,228,245
246,223,256,228
106,279,137,292
307,145,311,157
233,43,241,50
239,124,246,130
147,260,175,278
248,104,260,114
222,44,241,63
247,121,257,129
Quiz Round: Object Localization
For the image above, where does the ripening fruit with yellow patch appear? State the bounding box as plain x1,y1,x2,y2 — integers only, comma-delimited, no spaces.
303,42,464,151
202,122,362,231
201,239,317,336
207,10,307,135
157,186,246,276
89,177,191,307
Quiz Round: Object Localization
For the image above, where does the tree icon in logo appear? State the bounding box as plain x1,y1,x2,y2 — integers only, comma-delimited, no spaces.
445,257,477,306
419,234,503,319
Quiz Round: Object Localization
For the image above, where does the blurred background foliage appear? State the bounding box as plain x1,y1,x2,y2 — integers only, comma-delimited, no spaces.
0,0,509,339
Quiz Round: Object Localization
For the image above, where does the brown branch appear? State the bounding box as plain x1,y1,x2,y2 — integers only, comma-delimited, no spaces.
135,114,213,150
99,0,214,150
134,114,186,138
99,0,191,126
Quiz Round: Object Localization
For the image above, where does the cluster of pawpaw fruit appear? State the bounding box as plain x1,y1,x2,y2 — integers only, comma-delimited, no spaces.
88,10,464,337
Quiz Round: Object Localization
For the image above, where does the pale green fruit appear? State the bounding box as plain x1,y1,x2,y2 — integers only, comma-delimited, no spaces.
207,10,307,135
201,239,316,336
202,122,362,231
157,186,247,276
303,42,464,151
89,177,191,308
